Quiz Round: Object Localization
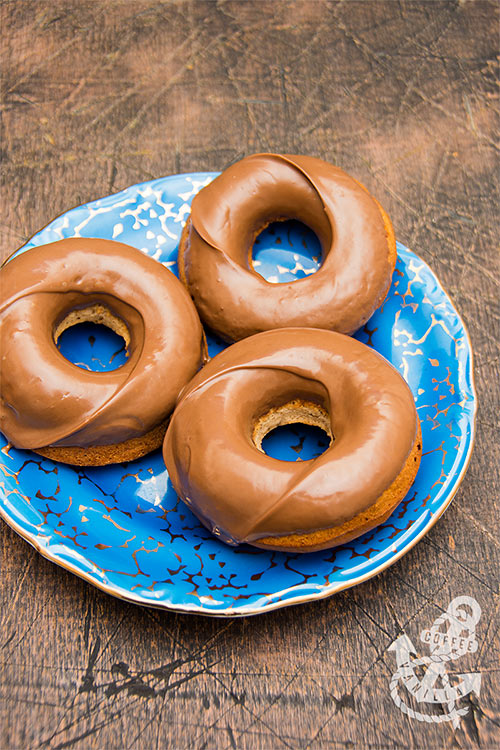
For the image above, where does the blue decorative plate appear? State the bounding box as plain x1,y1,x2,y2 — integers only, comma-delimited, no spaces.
0,173,477,616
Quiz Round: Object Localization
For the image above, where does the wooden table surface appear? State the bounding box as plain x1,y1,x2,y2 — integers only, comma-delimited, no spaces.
1,1,499,748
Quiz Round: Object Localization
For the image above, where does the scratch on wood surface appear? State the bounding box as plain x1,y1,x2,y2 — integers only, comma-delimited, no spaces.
422,537,499,595
453,505,500,550
0,549,35,632
475,597,500,667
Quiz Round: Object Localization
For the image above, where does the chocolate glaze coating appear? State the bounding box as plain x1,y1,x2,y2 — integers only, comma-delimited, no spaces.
0,238,204,449
180,154,396,342
163,328,418,547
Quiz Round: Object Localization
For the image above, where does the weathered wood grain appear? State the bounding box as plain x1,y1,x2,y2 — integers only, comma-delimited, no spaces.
0,1,498,748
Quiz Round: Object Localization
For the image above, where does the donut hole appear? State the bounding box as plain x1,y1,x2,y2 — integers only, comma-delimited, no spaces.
251,219,322,283
253,400,332,461
54,304,129,372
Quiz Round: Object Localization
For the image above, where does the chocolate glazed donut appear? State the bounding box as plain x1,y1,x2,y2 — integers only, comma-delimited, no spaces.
163,329,421,553
0,238,204,465
179,153,396,342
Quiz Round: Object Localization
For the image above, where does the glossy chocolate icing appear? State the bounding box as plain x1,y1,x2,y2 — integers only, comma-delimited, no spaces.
180,153,395,342
0,238,204,449
163,328,418,547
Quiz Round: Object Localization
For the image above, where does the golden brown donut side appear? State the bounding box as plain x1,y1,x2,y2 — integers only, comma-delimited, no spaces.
34,418,169,466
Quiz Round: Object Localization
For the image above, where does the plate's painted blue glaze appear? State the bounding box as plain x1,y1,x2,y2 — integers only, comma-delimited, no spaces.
57,321,128,371
0,173,476,616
